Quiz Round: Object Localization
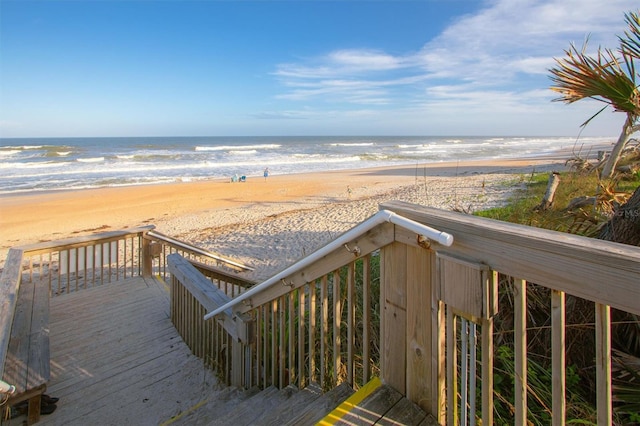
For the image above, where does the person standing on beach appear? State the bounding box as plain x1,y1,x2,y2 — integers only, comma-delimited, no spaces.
263,167,269,181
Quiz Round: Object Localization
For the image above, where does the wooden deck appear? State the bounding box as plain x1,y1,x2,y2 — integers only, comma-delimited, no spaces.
30,276,222,426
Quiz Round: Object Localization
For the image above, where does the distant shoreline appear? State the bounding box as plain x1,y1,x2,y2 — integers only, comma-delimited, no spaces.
0,135,613,195
0,155,564,199
0,145,606,199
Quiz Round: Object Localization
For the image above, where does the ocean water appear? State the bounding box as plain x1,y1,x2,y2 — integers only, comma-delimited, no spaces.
0,135,612,195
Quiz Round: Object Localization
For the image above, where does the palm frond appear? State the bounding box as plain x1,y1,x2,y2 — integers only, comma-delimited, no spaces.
619,11,640,63
579,105,609,128
549,40,640,115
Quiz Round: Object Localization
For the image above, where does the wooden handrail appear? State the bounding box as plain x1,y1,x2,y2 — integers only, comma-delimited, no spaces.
204,209,452,320
170,202,640,425
381,200,640,316
17,225,155,256
0,249,24,379
147,229,253,272
190,261,256,288
380,201,640,424
167,253,254,387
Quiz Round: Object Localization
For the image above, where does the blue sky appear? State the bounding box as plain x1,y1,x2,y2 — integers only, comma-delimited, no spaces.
0,0,638,138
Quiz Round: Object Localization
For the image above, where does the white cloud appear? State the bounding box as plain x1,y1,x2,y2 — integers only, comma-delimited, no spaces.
417,0,635,82
276,74,428,105
328,49,406,71
275,49,410,79
268,0,637,135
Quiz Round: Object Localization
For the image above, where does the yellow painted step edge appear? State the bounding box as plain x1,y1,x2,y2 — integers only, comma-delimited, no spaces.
316,377,382,425
155,274,170,292
159,398,207,426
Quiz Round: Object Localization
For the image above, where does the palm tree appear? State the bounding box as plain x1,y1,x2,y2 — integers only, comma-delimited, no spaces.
549,11,640,179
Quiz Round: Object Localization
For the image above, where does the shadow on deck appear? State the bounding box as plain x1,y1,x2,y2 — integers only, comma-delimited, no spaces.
37,277,222,426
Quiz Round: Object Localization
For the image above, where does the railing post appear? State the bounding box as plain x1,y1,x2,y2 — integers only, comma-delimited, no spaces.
142,236,162,277
380,242,408,392
141,236,152,277
235,314,255,388
231,340,243,387
596,303,612,426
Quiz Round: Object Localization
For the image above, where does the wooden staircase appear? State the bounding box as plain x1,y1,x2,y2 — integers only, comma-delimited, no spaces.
164,378,439,426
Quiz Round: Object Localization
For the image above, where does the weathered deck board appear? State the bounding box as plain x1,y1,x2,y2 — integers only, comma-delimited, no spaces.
34,276,221,426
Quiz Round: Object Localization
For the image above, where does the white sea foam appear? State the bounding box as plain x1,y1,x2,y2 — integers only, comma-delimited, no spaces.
77,157,105,163
397,144,426,148
195,144,281,151
0,136,615,194
329,142,374,147
0,161,60,169
16,145,45,150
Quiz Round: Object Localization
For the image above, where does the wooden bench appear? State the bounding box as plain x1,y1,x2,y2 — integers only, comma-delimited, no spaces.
2,276,50,425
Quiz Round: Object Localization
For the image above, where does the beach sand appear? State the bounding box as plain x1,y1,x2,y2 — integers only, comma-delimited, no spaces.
0,157,570,280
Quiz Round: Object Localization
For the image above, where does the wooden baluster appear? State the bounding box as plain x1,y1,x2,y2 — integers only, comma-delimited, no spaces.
288,292,295,386
279,296,285,388
446,308,457,426
596,303,612,426
362,255,371,385
256,307,262,388
309,281,317,385
333,270,341,386
321,275,328,390
271,299,277,386
551,289,566,426
298,287,306,388
347,262,355,386
514,278,527,425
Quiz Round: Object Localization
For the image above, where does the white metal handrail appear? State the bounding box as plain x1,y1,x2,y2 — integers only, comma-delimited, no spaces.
203,209,453,320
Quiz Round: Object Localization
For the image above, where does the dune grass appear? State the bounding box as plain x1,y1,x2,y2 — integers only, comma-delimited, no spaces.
475,168,640,424
476,168,640,236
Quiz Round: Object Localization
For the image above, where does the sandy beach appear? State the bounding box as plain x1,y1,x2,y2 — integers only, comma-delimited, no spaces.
0,157,570,280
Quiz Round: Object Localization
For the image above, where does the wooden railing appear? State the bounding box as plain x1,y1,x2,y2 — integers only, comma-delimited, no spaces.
145,229,255,295
0,226,254,297
0,226,154,381
0,225,254,380
169,201,640,425
167,223,389,389
5,226,155,296
378,201,640,425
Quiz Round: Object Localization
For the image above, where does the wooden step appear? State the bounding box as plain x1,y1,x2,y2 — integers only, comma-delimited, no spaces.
318,377,439,426
260,383,324,425
163,385,260,425
283,383,354,425
217,383,355,426
162,382,353,426
209,385,291,425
